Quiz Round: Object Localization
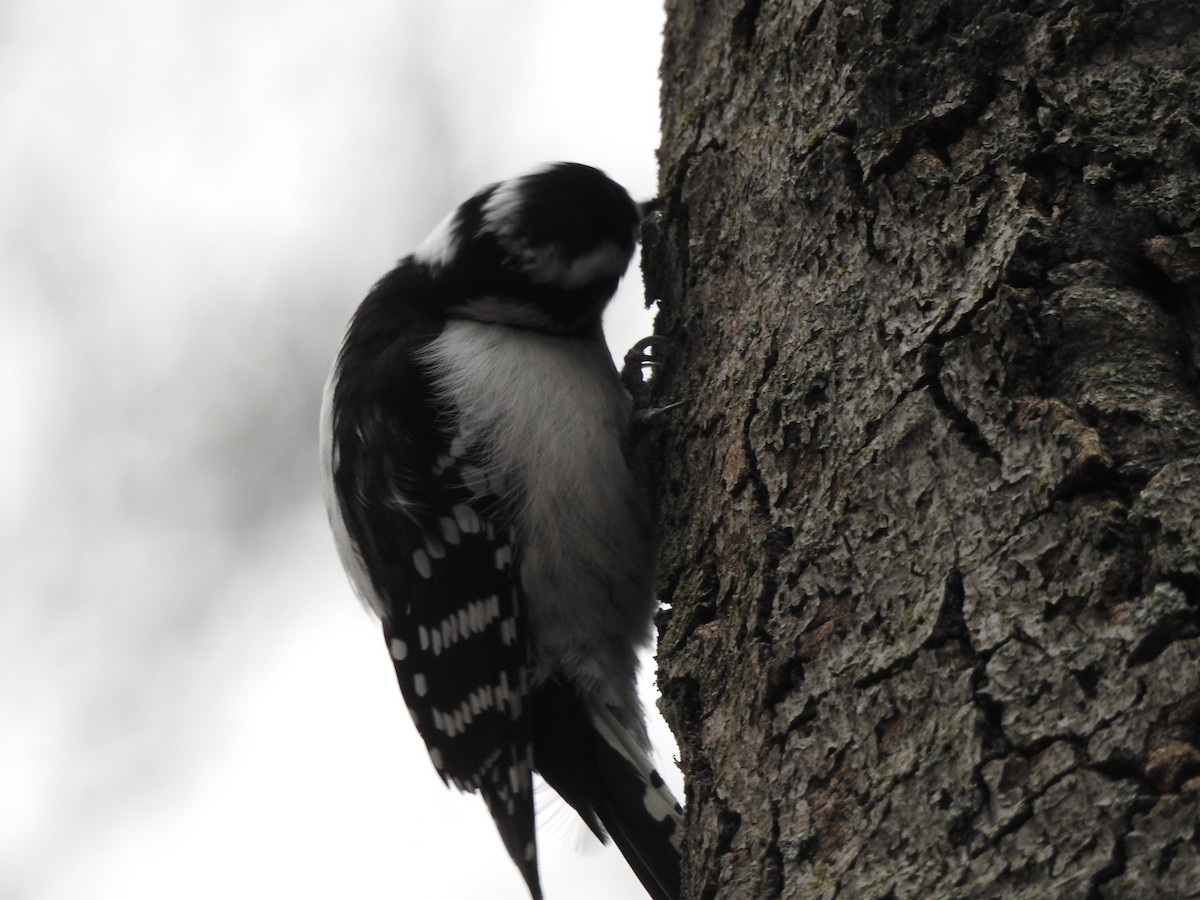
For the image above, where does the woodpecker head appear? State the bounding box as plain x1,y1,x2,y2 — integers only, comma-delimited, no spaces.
413,163,642,333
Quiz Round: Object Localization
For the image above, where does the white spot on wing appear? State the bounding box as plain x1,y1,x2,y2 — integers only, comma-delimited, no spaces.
431,453,454,477
439,516,461,545
412,547,432,578
452,503,481,534
389,638,407,660
494,545,512,570
496,673,511,711
499,616,517,646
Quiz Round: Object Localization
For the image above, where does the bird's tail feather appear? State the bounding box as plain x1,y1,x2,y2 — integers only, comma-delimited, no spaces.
588,704,682,900
532,678,682,900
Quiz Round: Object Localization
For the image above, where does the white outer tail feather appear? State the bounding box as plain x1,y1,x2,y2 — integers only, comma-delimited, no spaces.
589,704,683,850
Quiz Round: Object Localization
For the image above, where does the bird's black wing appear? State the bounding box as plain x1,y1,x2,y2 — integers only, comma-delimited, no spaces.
327,263,541,896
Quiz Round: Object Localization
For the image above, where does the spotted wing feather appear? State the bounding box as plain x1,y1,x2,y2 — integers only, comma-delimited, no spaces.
327,268,539,895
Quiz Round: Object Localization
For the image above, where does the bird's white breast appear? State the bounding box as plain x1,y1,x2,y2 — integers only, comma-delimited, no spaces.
419,320,655,702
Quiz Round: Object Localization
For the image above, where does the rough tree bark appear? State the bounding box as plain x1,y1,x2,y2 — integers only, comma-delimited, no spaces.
644,0,1200,897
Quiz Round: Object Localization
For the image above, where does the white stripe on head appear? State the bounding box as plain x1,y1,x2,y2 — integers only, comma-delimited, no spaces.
413,207,462,269
480,171,533,245
480,166,634,290
520,241,631,289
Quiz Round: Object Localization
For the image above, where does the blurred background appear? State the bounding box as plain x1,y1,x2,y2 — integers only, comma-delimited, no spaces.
0,2,675,897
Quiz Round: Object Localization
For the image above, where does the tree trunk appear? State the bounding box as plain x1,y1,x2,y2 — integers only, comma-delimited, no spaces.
646,0,1200,897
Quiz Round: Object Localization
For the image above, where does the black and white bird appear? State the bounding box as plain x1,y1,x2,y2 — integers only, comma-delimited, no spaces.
319,163,682,899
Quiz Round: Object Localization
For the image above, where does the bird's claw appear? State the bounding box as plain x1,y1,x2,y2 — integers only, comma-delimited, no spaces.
621,336,683,463
632,400,686,429
621,335,673,392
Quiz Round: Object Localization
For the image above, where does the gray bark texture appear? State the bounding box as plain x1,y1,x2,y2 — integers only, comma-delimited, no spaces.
643,0,1200,897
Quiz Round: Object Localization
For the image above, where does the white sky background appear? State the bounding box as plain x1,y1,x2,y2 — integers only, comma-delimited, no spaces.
0,2,679,898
